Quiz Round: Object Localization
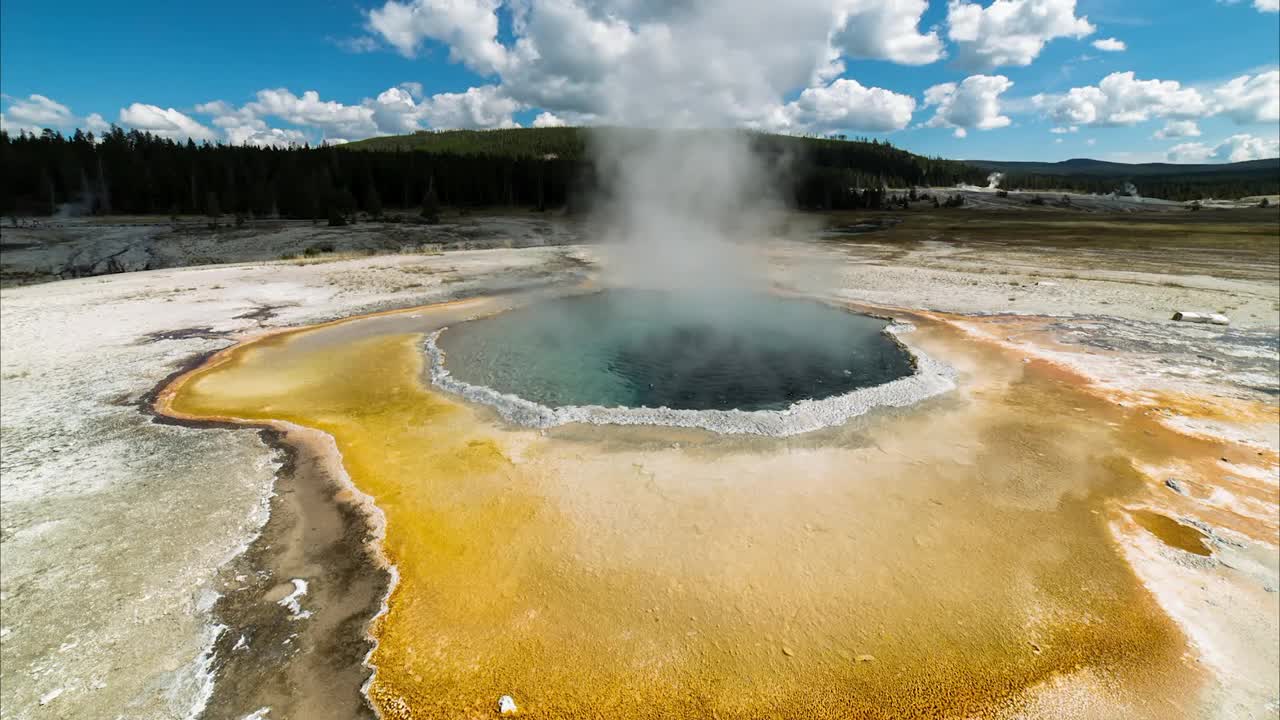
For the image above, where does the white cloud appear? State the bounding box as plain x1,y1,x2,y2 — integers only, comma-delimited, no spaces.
831,0,944,66
1092,37,1125,52
246,89,378,138
1213,71,1280,124
364,0,939,131
1,94,115,136
195,97,308,146
334,36,381,53
369,87,423,134
1220,0,1280,11
365,0,509,74
1049,125,1078,133
532,111,566,127
3,94,74,128
225,126,309,147
118,103,217,141
1212,133,1280,161
418,85,522,129
192,82,525,144
923,74,1013,137
946,0,1095,70
1153,120,1200,139
398,81,425,100
1167,134,1280,163
770,78,917,133
1034,71,1208,126
1036,70,1279,131
84,113,110,133
1166,142,1214,163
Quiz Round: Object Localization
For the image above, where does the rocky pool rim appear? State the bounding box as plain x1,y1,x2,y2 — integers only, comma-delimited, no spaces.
426,290,959,437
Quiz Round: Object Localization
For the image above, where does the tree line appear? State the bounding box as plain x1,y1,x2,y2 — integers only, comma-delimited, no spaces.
994,171,1278,202
0,126,988,220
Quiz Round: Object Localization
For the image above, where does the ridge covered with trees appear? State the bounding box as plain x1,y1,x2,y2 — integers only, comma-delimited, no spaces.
0,126,982,219
3,127,1274,221
968,158,1280,201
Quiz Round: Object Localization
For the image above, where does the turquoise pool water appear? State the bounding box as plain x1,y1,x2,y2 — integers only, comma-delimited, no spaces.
435,290,914,412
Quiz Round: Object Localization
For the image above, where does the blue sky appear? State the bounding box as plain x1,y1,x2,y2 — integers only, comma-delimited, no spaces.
2,0,1277,162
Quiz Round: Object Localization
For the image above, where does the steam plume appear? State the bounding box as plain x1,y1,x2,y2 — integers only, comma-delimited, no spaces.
591,129,781,292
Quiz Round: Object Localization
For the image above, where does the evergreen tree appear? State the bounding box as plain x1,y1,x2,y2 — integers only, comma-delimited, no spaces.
327,188,357,226
364,183,383,218
421,175,440,224
205,191,221,228
1,126,1274,218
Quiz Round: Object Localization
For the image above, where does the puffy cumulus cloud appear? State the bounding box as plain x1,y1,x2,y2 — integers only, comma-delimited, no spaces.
1091,37,1125,52
1167,134,1280,163
922,74,1013,138
3,94,74,128
773,78,917,133
1166,142,1214,163
1,95,112,137
1153,120,1200,139
366,0,938,130
195,100,262,130
1034,71,1207,127
946,0,1095,70
370,87,423,134
1213,71,1280,124
830,0,943,66
84,113,111,133
365,0,509,74
417,85,522,128
500,0,794,124
1212,133,1280,162
532,111,567,127
364,83,522,132
225,126,309,148
1037,70,1278,131
194,83,524,144
196,98,328,145
246,89,379,138
118,103,218,141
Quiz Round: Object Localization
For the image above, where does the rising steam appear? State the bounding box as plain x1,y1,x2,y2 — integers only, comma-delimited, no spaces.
590,129,781,292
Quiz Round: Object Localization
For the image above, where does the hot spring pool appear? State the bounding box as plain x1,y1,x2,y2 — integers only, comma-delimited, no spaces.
432,290,916,413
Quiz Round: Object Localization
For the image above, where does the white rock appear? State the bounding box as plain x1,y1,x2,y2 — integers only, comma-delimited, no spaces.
498,695,518,715
1171,311,1230,325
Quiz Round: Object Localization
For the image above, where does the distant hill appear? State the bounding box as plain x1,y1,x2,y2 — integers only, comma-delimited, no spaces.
348,131,1278,200
343,127,986,208
964,157,1279,200
345,127,969,173
966,157,1279,178
2,124,1273,217
0,125,979,217
345,127,588,158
